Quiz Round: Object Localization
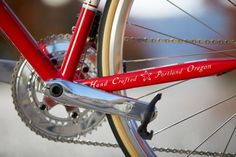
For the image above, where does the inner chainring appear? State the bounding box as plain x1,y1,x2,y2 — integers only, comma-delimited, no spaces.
11,34,105,142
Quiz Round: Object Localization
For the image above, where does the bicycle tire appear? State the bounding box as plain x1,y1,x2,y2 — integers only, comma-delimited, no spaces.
98,1,131,156
98,0,154,156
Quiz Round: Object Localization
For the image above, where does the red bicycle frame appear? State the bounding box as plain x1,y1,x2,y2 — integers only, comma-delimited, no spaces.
1,0,236,92
80,59,236,91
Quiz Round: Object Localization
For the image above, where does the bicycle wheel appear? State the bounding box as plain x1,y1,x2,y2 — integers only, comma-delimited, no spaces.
99,0,236,156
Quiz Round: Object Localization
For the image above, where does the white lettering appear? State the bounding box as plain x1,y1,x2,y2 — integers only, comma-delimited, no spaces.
155,69,183,78
89,80,108,88
112,76,138,85
112,77,119,85
90,80,97,88
187,65,211,73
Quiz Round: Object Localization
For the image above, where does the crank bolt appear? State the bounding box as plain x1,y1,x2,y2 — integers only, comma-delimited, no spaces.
49,83,63,97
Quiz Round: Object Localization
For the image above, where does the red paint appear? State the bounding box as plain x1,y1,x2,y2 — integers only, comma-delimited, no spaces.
59,4,96,81
0,0,59,81
83,2,98,8
79,59,236,92
38,41,50,57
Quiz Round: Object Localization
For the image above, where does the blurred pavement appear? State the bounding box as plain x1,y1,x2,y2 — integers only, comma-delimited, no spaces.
0,83,122,157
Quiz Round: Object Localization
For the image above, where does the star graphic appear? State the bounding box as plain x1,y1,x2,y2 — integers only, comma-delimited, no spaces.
140,71,152,81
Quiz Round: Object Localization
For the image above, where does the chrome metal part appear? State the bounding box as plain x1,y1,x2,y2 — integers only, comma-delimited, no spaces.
43,79,157,122
109,0,134,74
109,0,155,156
11,34,105,143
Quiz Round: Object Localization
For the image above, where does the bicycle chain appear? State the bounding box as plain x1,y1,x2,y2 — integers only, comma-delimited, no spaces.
62,138,236,157
124,36,236,45
125,22,236,45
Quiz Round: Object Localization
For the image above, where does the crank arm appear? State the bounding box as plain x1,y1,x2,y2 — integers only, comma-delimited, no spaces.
43,79,157,121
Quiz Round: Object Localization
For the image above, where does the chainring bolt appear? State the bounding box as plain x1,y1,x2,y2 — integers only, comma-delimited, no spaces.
70,112,79,119
82,66,89,73
39,104,47,110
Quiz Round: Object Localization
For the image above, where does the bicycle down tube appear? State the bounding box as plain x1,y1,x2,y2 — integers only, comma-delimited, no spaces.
1,0,236,92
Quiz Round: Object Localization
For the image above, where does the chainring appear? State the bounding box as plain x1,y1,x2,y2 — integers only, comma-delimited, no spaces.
11,34,105,142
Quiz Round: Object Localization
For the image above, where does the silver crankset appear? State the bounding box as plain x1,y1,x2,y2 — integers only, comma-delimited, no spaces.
11,34,105,142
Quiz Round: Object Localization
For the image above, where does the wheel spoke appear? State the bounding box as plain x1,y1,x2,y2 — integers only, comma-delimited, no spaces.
166,0,223,37
166,0,236,51
137,80,187,99
221,125,236,157
154,94,236,135
123,48,236,63
228,0,236,7
127,22,216,51
187,113,236,157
